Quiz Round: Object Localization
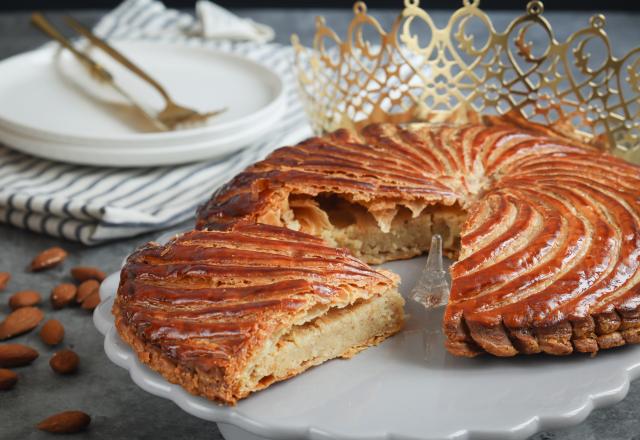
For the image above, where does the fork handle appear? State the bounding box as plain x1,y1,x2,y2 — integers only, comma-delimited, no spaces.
31,13,112,83
63,16,171,102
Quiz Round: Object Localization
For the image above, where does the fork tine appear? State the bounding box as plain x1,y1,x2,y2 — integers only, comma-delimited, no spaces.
158,103,226,129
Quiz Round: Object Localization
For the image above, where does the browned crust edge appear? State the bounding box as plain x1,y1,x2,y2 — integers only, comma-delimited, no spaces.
444,307,640,357
113,302,404,405
113,303,238,404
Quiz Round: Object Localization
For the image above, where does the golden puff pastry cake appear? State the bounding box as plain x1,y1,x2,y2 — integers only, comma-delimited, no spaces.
197,118,640,358
113,224,404,404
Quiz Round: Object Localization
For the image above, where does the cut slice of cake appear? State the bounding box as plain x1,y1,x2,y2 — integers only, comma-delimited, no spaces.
113,224,404,404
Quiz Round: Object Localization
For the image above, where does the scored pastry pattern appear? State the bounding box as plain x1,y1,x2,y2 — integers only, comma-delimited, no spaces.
197,118,640,357
114,224,400,403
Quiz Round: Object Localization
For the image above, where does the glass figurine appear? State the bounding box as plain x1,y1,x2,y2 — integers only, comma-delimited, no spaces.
410,234,451,309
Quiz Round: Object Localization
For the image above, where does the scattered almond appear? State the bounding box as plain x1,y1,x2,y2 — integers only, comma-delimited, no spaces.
51,283,77,309
76,280,100,304
0,344,39,367
30,247,67,271
36,411,91,434
0,368,18,390
0,307,44,340
8,290,42,310
40,319,65,346
71,266,106,282
0,272,9,291
80,292,101,311
50,349,79,375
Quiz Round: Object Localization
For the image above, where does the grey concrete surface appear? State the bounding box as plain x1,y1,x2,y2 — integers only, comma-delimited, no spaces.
0,6,640,440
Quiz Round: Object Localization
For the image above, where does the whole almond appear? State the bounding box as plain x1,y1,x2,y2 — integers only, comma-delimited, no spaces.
0,368,18,390
81,292,101,311
40,319,65,346
0,344,39,367
51,283,77,309
37,411,91,434
8,290,42,310
0,272,9,291
50,349,79,374
71,266,106,282
76,280,100,304
0,307,44,340
30,247,67,271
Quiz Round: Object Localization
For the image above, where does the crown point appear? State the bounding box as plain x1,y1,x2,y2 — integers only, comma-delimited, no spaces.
353,1,367,14
590,14,606,29
526,0,544,16
295,0,638,157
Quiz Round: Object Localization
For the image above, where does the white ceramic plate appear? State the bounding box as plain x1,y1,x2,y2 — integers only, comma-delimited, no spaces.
95,249,640,440
0,101,283,166
0,41,285,166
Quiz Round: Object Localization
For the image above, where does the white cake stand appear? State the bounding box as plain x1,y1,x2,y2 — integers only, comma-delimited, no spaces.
95,249,640,440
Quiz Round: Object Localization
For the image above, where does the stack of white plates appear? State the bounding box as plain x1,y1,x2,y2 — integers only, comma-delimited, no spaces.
0,41,286,167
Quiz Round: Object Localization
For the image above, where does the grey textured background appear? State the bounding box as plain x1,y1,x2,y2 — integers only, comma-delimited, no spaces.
1,7,640,440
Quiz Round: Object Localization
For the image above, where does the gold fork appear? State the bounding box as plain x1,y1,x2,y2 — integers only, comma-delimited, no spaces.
32,13,226,130
63,16,226,129
31,12,168,131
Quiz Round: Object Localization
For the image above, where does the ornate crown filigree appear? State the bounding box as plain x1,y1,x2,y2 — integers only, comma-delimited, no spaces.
292,0,640,162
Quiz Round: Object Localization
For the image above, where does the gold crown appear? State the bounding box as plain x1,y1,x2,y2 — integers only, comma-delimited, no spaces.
291,0,640,162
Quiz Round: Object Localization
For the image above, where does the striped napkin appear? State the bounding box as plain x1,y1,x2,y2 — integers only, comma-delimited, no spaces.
0,0,307,244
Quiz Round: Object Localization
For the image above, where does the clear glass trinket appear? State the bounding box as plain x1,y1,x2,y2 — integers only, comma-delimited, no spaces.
410,234,451,309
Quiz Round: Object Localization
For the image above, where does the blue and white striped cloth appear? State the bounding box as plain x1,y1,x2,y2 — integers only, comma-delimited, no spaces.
0,0,307,244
